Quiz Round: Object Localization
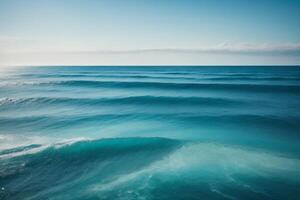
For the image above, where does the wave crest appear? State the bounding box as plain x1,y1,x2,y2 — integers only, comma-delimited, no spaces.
1,137,299,199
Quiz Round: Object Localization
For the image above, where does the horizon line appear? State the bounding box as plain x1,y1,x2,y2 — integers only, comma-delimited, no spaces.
6,64,300,67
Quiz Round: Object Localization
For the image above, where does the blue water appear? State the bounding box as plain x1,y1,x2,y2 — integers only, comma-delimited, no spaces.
0,66,300,200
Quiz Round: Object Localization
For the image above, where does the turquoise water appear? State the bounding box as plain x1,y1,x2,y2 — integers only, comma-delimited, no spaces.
0,66,300,199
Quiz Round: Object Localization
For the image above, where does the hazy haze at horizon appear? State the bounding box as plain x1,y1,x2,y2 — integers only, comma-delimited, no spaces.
1,0,300,66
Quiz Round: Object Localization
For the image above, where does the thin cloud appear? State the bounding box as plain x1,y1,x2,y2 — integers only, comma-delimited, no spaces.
1,39,300,56
67,43,300,56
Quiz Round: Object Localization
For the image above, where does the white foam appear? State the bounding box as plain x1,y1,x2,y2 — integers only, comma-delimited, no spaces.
91,142,300,193
0,135,93,159
53,137,91,149
0,134,51,159
0,134,47,151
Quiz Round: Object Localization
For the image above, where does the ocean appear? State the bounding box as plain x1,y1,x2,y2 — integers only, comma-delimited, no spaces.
0,66,300,200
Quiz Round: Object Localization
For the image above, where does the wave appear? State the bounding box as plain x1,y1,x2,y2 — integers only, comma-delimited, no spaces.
0,137,299,200
0,137,181,199
206,76,300,81
0,96,244,108
92,141,300,199
2,79,300,96
1,114,300,137
2,66,300,199
38,80,300,93
0,144,42,156
2,79,300,90
17,72,300,81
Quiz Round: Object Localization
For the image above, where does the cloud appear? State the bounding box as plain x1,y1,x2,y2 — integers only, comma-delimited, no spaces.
59,43,300,56
1,39,300,66
0,36,299,56
209,43,300,55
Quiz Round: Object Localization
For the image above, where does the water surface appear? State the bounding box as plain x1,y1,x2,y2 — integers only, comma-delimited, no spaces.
0,66,300,200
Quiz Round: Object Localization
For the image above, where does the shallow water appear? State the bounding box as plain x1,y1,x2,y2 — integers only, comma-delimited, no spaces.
0,66,300,199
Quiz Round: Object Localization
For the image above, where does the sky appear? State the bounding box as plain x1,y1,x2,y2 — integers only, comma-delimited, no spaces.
0,0,300,66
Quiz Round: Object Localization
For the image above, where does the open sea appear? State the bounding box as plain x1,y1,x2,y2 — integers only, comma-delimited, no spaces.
0,66,300,200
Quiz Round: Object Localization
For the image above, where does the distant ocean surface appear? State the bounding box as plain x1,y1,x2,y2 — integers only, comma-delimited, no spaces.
0,66,300,200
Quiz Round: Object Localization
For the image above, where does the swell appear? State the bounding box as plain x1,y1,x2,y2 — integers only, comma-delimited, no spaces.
0,96,243,108
39,80,300,93
1,137,299,200
0,137,181,161
0,137,182,199
90,141,300,200
18,73,300,81
1,114,299,137
3,79,300,94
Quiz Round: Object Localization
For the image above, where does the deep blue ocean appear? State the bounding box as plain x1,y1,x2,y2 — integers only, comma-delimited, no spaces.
0,66,300,200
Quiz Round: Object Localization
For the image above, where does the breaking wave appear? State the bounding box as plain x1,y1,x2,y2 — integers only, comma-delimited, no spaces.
0,137,299,200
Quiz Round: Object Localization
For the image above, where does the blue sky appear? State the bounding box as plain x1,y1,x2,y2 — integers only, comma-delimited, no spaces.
0,0,300,65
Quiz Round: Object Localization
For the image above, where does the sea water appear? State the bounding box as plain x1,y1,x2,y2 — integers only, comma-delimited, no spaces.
0,66,300,199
